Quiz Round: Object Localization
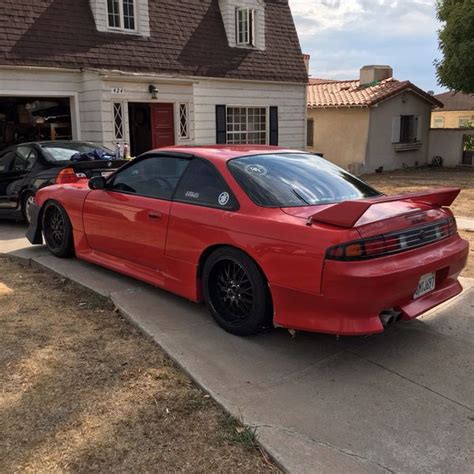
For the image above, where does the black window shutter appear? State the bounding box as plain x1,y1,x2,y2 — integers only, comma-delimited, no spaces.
269,106,278,146
216,105,227,144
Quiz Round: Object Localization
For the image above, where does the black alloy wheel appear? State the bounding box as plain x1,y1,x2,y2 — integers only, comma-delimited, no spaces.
42,202,74,258
202,247,272,336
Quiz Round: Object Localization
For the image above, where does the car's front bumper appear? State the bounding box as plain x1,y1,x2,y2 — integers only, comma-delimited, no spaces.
26,202,43,245
271,235,469,335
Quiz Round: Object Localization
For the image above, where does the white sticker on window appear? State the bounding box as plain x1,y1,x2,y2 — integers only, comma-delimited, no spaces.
185,191,200,199
245,164,267,176
218,192,230,206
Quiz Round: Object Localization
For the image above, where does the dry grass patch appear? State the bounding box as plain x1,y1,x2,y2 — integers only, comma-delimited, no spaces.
362,167,474,219
0,257,278,473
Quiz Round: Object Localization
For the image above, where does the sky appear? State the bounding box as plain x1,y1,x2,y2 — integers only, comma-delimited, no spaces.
289,0,446,93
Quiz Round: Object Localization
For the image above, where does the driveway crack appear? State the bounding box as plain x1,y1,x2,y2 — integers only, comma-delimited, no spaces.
256,423,396,473
349,352,473,412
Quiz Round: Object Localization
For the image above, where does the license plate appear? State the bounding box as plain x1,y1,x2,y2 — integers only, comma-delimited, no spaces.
413,273,435,299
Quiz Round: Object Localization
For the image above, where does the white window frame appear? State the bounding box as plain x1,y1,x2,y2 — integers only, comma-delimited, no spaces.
459,116,471,128
113,101,125,141
235,8,255,47
226,106,268,145
107,0,137,32
433,116,444,128
178,103,190,140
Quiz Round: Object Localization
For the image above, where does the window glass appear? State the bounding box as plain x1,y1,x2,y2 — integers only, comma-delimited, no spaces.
107,0,120,27
236,8,254,46
0,151,14,174
307,118,314,146
42,143,112,162
400,115,417,143
174,159,237,210
228,153,381,208
109,156,190,200
226,107,267,145
12,146,37,172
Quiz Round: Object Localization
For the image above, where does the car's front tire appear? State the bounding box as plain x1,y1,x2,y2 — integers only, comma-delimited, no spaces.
42,202,74,258
202,247,272,336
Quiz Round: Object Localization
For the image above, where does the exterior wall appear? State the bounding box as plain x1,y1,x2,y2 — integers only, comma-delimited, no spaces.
218,0,265,50
193,78,307,149
89,0,150,36
97,74,195,150
0,67,306,152
428,128,474,167
431,110,474,129
306,107,370,173
365,91,432,172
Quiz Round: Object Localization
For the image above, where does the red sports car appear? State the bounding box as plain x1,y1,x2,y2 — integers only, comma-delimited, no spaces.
27,146,468,336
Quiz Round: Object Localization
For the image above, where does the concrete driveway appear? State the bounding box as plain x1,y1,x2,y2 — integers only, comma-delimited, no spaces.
1,221,473,473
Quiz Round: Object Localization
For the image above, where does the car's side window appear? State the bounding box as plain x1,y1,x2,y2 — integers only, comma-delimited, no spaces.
108,156,190,200
12,146,37,172
0,151,15,174
173,159,238,210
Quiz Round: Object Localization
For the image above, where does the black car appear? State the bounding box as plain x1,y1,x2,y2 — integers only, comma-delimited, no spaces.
0,141,127,223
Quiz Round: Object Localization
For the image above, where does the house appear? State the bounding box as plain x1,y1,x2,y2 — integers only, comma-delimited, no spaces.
307,65,443,174
431,92,474,129
0,0,307,155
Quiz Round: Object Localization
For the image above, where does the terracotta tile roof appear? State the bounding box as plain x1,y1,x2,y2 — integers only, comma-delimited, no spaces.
434,91,474,111
308,77,443,108
0,0,307,83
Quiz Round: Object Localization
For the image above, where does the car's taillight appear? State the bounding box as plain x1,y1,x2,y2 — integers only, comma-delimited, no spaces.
56,168,87,184
326,217,457,261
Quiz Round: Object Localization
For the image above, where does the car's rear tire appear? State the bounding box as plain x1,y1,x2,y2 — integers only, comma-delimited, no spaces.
202,247,272,336
42,202,74,258
21,191,35,224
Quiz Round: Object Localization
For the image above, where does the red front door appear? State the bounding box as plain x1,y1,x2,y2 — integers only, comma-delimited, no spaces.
150,103,175,148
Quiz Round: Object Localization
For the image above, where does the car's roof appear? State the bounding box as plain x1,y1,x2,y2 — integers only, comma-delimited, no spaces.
156,145,304,162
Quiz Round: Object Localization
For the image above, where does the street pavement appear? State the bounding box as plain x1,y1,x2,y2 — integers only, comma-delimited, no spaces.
1,221,473,473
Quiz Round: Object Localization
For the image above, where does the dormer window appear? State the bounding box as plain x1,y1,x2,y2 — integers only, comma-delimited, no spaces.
236,8,255,47
107,0,136,31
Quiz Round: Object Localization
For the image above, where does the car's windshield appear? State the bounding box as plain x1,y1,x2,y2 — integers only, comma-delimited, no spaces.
228,153,381,207
41,143,112,162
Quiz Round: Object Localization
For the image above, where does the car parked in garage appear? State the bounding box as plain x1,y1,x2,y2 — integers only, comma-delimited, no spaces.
0,141,126,223
26,146,468,337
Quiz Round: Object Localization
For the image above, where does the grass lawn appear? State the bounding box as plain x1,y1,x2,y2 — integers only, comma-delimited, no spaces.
362,167,474,219
0,257,277,473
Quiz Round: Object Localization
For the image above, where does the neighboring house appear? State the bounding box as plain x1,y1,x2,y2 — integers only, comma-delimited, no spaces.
307,65,443,174
0,0,307,155
431,92,474,129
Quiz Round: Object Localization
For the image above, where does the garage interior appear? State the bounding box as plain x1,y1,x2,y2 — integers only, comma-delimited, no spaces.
0,97,72,151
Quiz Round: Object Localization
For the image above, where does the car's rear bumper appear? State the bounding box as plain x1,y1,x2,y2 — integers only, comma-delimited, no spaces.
271,235,469,335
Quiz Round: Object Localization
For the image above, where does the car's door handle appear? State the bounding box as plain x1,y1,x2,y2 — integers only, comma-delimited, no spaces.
148,211,162,220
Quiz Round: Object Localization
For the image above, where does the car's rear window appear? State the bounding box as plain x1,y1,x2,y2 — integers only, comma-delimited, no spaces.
227,153,381,207
42,143,112,162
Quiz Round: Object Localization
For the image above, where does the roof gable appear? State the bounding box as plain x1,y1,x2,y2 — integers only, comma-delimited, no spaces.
0,0,307,83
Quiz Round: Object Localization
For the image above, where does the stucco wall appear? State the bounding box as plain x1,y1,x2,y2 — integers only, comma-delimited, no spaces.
306,107,370,173
431,110,474,128
366,91,432,172
428,128,474,167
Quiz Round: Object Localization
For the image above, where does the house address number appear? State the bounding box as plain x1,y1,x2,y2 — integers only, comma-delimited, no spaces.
111,87,125,95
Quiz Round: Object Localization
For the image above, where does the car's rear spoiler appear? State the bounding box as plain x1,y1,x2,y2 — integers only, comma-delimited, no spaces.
308,187,460,228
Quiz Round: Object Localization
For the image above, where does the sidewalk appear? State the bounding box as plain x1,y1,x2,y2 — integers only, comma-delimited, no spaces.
457,216,474,232
1,222,473,473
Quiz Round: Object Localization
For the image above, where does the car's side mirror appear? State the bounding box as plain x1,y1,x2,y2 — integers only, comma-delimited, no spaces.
88,176,107,190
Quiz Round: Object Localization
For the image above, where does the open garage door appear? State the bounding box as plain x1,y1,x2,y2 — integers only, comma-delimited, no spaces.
0,97,72,151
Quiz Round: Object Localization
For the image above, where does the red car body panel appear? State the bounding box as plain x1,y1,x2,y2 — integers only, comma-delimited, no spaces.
31,146,469,335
